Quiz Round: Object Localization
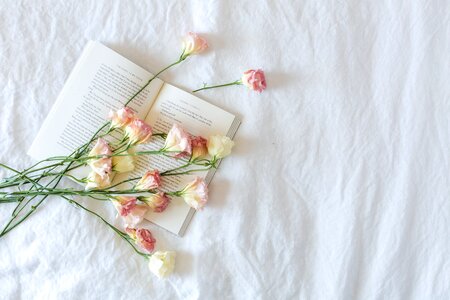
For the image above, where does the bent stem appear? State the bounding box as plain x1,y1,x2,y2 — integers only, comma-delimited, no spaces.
64,196,149,258
192,80,242,93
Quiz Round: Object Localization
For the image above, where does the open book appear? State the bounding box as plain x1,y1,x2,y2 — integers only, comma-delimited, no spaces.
28,41,240,236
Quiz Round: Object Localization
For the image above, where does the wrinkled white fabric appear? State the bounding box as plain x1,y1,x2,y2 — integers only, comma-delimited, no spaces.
0,1,449,299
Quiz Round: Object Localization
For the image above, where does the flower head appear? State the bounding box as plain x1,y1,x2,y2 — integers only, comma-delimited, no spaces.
241,69,266,93
111,196,148,227
135,170,161,191
125,119,153,145
207,135,234,159
149,251,176,278
123,204,148,227
108,107,135,129
191,136,208,160
181,177,208,210
112,150,135,173
111,196,137,216
163,124,191,156
88,138,112,179
126,227,156,253
182,32,208,57
85,171,111,190
141,192,170,213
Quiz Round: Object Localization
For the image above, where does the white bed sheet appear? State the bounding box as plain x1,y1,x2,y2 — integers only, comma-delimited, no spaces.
0,1,449,299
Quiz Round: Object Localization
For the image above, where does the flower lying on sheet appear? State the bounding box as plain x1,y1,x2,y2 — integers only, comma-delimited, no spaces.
180,177,208,210
148,251,176,278
207,135,234,159
182,32,208,57
126,227,156,253
241,69,267,93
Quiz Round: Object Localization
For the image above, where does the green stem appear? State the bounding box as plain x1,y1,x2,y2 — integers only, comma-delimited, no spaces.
192,80,242,93
64,196,149,258
124,58,185,106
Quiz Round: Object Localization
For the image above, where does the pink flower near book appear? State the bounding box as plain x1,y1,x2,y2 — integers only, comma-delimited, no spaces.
125,227,156,253
148,251,176,278
135,170,161,191
163,124,192,156
112,196,137,216
241,69,266,93
180,177,208,210
125,119,153,145
88,138,112,179
141,192,170,213
108,107,135,129
118,204,149,228
182,32,208,57
191,136,208,160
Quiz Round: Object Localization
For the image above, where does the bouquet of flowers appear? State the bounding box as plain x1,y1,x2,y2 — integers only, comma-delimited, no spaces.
0,32,266,278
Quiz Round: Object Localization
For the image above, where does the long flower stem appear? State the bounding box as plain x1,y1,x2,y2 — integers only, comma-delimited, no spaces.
63,196,149,258
124,58,185,106
192,80,242,93
0,123,110,237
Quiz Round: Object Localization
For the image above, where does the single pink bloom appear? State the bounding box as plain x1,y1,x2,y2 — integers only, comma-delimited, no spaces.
88,138,112,179
112,196,137,216
135,170,161,191
241,69,267,93
191,136,208,160
182,32,208,56
125,227,156,253
122,204,148,227
164,124,192,157
108,107,135,129
143,192,170,213
181,177,208,210
125,119,153,145
136,228,156,252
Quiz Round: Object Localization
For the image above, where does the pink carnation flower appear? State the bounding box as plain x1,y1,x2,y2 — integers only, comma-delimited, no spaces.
125,119,153,145
241,69,267,93
182,32,208,56
191,136,208,160
112,197,148,227
112,196,137,216
88,138,112,179
141,192,170,213
135,170,161,191
164,124,192,157
126,227,156,253
181,177,208,210
108,107,135,129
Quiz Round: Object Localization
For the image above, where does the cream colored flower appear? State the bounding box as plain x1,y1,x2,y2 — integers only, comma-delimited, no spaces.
148,251,176,278
112,150,135,173
181,177,208,210
85,171,111,190
207,135,234,159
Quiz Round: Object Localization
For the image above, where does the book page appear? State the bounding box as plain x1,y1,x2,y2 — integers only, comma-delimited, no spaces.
113,84,237,235
28,41,163,160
